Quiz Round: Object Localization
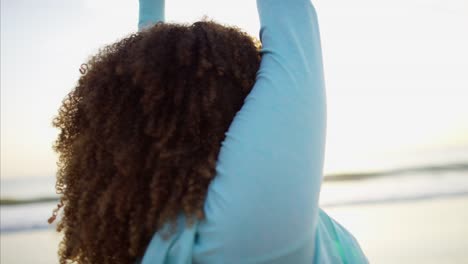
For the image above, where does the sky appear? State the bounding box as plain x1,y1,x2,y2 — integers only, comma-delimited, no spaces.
1,0,468,179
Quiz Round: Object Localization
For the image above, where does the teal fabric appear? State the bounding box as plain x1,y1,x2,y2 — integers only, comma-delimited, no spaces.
138,0,165,30
138,0,368,263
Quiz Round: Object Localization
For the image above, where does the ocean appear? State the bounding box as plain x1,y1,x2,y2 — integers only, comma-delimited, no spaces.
1,148,468,264
2,153,468,234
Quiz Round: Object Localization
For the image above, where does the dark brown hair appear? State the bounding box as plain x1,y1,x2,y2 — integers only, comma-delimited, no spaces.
49,20,261,263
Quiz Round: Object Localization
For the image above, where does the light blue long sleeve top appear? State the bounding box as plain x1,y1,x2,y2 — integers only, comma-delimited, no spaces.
138,0,368,263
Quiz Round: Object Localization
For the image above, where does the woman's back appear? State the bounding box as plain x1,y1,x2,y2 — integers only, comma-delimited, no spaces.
50,0,368,262
139,0,368,263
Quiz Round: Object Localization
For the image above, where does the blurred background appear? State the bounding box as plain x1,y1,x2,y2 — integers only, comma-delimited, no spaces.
1,0,467,263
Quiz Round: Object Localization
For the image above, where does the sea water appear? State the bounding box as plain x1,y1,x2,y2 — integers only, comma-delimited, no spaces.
2,147,468,233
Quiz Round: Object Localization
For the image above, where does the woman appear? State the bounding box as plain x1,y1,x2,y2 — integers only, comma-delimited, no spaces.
50,0,368,263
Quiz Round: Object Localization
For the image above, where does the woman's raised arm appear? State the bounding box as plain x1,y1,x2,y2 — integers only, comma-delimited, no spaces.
194,0,327,262
138,0,165,31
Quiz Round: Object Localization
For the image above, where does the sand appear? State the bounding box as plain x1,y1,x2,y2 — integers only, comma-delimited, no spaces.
325,196,468,264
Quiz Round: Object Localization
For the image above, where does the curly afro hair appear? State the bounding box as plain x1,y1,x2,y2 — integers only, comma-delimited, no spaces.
49,19,261,263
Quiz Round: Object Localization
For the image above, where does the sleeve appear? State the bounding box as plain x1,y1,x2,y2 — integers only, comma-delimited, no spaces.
138,0,165,31
193,0,327,262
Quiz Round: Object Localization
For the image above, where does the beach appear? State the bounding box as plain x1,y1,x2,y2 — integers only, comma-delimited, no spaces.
326,195,468,264
2,195,467,263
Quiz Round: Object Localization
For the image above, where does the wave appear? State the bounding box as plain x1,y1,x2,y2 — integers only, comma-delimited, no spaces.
1,201,59,233
320,190,468,207
1,197,59,206
2,191,468,234
2,162,468,233
323,162,468,182
3,162,467,203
